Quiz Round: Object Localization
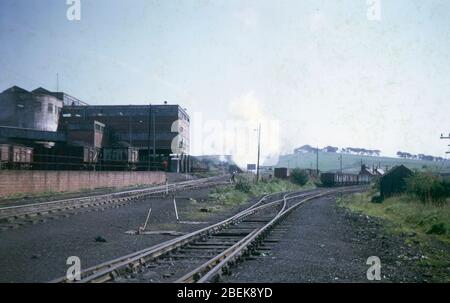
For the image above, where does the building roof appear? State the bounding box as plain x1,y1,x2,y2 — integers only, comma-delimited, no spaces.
375,168,385,175
381,165,412,179
1,86,30,94
62,104,190,120
32,87,53,94
360,166,375,176
1,86,88,105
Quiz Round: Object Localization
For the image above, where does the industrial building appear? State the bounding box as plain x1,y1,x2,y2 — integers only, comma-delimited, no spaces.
0,85,190,172
60,104,190,166
0,86,63,132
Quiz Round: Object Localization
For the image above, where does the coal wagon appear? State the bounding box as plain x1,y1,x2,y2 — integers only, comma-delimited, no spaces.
320,172,370,187
0,143,33,169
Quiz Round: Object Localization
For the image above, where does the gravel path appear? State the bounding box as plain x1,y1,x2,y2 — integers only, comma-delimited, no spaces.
0,186,256,283
222,194,423,283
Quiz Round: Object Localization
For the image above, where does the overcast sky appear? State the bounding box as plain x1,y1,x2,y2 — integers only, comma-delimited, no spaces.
1,0,449,166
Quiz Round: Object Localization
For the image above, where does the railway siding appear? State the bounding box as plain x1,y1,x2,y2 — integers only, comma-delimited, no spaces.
0,176,228,231
52,187,363,283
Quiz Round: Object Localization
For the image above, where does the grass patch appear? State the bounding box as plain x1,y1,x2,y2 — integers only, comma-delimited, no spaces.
337,193,450,243
337,192,450,282
183,177,315,221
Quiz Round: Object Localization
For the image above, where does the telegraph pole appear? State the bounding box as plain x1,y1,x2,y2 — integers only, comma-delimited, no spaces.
441,133,450,154
152,110,156,161
128,106,133,146
316,145,319,176
256,123,261,183
147,104,152,171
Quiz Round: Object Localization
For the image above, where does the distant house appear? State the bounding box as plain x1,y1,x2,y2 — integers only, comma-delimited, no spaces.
379,165,413,199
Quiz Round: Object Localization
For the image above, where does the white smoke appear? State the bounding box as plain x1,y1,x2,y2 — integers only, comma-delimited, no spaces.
226,91,280,168
190,91,280,169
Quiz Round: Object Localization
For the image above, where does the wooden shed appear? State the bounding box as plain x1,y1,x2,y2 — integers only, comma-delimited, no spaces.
379,165,413,199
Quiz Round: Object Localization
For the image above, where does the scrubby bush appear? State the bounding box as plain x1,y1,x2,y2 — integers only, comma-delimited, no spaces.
234,178,251,193
406,173,450,204
290,168,309,186
371,195,383,203
427,223,447,235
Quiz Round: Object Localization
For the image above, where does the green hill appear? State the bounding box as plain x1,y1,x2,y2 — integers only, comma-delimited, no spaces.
276,152,450,174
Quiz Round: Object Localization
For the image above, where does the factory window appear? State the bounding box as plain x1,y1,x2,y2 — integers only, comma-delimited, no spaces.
48,104,54,114
62,113,71,118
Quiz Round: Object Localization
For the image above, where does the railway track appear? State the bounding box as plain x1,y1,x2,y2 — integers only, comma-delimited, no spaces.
0,176,229,232
52,186,363,283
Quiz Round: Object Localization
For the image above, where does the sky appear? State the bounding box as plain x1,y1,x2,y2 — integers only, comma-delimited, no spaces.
0,0,449,166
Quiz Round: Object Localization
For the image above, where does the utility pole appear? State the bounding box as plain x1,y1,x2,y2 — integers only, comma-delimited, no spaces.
316,145,319,176
441,133,450,154
339,155,343,174
147,104,152,171
128,106,133,146
152,110,156,162
256,123,261,183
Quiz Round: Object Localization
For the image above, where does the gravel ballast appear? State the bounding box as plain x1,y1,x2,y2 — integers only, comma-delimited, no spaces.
0,186,257,283
222,194,424,283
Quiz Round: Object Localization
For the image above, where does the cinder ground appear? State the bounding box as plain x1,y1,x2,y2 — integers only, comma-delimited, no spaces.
222,194,424,283
0,185,255,283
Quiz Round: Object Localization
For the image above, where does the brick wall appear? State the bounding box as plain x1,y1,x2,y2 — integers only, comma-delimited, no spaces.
0,170,166,197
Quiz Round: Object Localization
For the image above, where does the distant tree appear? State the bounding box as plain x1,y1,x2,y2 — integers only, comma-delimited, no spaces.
322,146,338,153
397,151,407,158
294,145,317,154
423,155,435,161
397,153,439,162
346,147,354,154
